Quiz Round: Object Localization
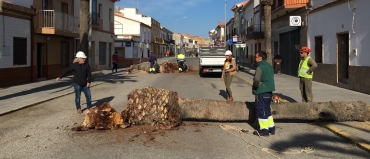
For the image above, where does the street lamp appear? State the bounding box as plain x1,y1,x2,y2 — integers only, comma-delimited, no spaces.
174,16,187,57
224,0,227,47
261,0,273,65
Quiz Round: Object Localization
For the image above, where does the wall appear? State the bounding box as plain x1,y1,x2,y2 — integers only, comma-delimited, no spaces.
308,1,370,66
119,8,151,26
114,16,140,35
0,16,31,68
91,30,115,69
3,0,32,8
97,0,114,31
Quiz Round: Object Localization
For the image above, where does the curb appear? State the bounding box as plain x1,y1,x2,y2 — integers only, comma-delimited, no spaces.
319,122,370,153
0,69,143,116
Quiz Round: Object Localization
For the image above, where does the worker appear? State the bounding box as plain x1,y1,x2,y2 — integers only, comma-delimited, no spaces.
221,50,237,101
148,51,157,74
252,51,275,136
298,46,317,102
177,52,186,73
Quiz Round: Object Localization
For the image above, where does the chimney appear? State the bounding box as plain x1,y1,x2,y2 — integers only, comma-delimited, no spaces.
115,6,120,13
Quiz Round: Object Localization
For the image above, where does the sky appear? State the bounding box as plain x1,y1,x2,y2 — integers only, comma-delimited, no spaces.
115,0,246,38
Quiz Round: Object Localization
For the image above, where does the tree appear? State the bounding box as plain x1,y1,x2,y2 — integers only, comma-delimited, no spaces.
263,0,273,65
79,0,89,59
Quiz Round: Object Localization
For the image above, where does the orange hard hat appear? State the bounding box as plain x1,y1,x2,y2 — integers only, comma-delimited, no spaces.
299,46,312,53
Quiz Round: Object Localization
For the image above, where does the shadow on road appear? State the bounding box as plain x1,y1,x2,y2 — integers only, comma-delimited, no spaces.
219,90,228,100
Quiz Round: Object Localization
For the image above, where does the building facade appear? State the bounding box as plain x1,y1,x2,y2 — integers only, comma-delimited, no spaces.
0,0,35,87
270,0,309,76
308,0,370,94
114,12,151,66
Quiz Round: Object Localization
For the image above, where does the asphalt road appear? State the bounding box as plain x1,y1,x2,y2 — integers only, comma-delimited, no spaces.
0,61,369,158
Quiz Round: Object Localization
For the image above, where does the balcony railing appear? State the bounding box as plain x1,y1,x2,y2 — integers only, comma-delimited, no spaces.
39,10,79,33
92,11,99,25
246,24,264,39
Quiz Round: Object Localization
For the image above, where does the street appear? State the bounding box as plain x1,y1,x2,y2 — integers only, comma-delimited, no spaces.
0,57,369,159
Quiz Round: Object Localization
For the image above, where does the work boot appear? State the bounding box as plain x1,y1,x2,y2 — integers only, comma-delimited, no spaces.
153,71,156,74
229,97,233,101
77,109,82,114
253,130,269,137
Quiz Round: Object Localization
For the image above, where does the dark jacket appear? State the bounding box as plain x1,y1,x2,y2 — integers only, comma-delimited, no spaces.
149,54,157,63
59,62,92,86
253,60,275,95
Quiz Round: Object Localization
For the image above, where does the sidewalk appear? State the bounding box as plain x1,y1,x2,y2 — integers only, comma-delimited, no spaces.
0,57,174,116
235,62,370,153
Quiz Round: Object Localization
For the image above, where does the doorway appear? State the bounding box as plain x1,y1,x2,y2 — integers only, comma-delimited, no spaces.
337,33,349,84
37,43,47,79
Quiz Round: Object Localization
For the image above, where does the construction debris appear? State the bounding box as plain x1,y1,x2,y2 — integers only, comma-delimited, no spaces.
122,87,181,129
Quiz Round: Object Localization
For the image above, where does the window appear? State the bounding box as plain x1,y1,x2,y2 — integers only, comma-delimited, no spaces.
92,0,97,23
13,37,27,65
61,42,69,67
109,8,112,22
42,0,52,10
98,4,102,18
315,36,323,63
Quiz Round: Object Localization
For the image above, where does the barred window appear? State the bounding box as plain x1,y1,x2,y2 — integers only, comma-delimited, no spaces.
13,37,27,65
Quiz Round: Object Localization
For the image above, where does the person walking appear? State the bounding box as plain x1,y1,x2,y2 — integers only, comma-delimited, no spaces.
298,46,317,102
148,51,157,74
221,50,236,101
166,49,170,57
252,51,275,136
56,51,92,114
177,52,186,73
274,54,282,74
112,51,118,73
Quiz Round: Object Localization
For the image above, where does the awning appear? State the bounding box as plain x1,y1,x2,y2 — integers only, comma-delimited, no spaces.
275,26,299,34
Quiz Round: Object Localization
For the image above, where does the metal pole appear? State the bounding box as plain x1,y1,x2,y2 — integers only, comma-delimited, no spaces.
174,16,186,57
224,0,227,47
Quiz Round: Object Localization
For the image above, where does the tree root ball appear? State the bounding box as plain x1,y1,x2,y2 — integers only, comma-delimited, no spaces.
122,87,182,129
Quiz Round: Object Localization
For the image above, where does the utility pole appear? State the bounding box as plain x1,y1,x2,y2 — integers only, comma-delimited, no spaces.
224,0,227,47
262,0,273,65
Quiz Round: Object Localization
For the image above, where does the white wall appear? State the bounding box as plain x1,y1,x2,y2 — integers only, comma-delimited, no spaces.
119,8,151,26
308,0,370,66
97,0,114,31
114,16,140,35
2,0,32,8
91,30,115,69
312,0,336,8
0,16,31,68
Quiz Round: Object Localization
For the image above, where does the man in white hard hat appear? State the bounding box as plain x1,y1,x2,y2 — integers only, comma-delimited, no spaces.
56,51,92,114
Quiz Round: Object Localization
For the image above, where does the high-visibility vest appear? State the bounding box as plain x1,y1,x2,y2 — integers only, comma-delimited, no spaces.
177,54,185,61
298,57,313,78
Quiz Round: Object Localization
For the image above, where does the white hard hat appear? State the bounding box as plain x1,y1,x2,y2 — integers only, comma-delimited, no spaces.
225,50,232,56
75,51,87,58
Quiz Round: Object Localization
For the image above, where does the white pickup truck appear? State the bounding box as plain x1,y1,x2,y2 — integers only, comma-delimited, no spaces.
198,47,227,77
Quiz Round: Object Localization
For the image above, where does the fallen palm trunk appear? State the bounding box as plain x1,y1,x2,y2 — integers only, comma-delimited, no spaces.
178,98,370,122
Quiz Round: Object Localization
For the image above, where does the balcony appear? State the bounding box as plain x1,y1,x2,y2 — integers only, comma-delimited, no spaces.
169,40,175,45
37,10,79,37
261,0,309,19
154,36,163,44
246,24,264,40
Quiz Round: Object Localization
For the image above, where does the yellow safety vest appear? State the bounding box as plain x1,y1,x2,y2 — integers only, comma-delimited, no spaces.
298,57,313,78
177,54,185,61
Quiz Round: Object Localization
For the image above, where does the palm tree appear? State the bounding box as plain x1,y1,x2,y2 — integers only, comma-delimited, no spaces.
79,0,89,59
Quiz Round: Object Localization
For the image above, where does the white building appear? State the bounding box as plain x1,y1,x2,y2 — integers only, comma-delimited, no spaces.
0,0,34,87
307,0,370,94
114,12,151,66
